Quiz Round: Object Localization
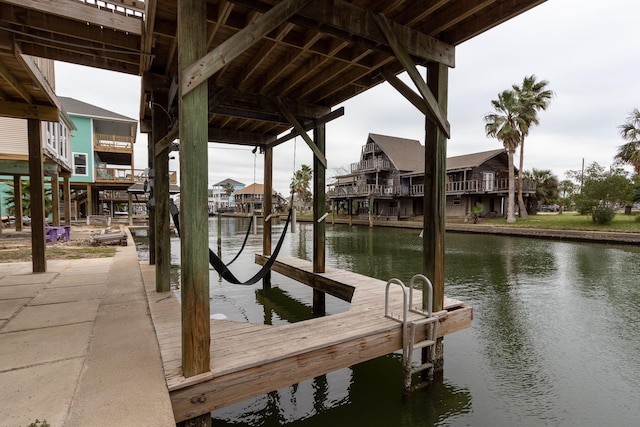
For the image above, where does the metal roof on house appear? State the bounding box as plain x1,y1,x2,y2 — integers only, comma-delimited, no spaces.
59,97,136,123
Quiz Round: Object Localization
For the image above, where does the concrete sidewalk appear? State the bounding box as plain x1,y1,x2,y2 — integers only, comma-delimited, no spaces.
0,232,175,427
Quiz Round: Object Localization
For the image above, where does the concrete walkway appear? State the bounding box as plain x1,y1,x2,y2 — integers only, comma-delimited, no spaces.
0,233,175,427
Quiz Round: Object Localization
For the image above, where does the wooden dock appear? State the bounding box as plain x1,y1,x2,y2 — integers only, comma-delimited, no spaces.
142,255,472,423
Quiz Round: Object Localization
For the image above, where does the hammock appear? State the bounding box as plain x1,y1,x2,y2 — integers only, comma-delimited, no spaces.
171,207,291,286
224,214,253,266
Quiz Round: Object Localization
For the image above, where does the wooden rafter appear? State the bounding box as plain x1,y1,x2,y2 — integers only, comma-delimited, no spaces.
181,0,313,96
372,12,450,138
274,97,327,168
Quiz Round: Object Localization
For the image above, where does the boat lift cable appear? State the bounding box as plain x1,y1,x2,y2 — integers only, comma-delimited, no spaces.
224,215,253,267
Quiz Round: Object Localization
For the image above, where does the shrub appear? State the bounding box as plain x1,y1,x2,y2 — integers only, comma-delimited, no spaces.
635,213,640,223
592,206,615,224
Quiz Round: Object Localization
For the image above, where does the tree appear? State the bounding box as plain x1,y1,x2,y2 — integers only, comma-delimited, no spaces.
567,162,634,223
484,90,524,223
290,164,312,209
512,75,554,218
3,180,52,218
524,168,559,212
558,179,577,212
223,182,234,198
615,108,640,174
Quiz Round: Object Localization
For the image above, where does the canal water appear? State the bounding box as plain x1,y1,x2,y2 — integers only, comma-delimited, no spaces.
136,217,640,426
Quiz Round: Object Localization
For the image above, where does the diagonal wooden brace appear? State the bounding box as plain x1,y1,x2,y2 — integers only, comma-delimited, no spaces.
274,98,327,169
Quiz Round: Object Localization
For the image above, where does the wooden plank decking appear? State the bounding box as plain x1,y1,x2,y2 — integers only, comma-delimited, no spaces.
142,255,472,423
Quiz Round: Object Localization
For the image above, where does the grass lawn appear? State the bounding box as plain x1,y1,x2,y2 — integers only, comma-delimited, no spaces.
480,212,640,233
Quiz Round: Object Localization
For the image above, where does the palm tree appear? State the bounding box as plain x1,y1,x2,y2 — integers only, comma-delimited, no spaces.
616,108,640,174
484,90,523,223
512,75,554,219
290,164,313,210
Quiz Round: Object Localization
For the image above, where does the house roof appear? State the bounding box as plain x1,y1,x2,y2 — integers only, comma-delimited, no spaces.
446,149,506,171
213,178,244,187
369,133,424,173
59,97,136,123
234,183,264,195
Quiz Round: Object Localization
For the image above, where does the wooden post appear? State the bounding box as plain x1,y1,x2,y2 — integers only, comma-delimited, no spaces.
63,175,71,226
313,125,326,316
13,175,23,232
28,119,46,273
263,147,273,289
423,62,448,313
423,63,448,374
179,0,211,394
86,184,92,217
368,196,374,227
147,133,156,265
128,192,133,226
154,92,171,293
51,171,60,226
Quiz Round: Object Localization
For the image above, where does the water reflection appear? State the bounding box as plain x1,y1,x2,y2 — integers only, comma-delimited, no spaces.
134,219,640,426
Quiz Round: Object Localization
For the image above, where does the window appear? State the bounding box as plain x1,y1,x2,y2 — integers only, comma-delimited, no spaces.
453,196,461,205
483,172,495,191
73,153,88,176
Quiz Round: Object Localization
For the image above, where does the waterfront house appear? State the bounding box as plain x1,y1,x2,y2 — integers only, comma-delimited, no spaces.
327,134,535,220
0,57,74,226
209,178,245,214
59,97,177,219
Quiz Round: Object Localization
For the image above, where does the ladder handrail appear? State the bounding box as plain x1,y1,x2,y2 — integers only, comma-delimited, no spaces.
408,274,433,317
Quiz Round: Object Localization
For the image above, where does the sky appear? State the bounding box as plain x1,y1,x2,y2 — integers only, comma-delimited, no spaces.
55,0,640,194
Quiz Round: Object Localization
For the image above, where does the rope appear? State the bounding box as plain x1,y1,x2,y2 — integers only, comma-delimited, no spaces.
171,196,293,286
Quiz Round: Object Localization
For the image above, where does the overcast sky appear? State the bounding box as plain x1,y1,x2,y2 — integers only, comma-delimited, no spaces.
55,0,639,194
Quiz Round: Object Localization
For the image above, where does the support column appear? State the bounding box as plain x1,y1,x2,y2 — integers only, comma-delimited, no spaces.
128,192,133,226
312,125,326,316
13,175,23,232
154,91,171,293
51,171,60,226
178,0,210,405
86,184,93,218
28,119,46,273
147,133,156,265
63,175,71,226
262,147,273,289
423,62,448,373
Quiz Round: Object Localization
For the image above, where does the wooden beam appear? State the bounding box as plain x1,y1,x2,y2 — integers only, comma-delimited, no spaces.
207,128,275,146
63,175,71,226
181,0,312,96
312,124,326,316
3,0,143,35
0,101,59,121
155,124,179,155
273,98,327,168
262,146,273,289
383,69,430,116
27,118,46,272
373,12,450,138
423,62,448,313
0,60,32,103
153,92,171,293
13,175,23,232
51,172,60,226
267,107,344,148
230,0,455,67
178,0,211,380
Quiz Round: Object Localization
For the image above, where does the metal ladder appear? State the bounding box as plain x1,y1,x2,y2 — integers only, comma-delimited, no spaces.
385,274,440,391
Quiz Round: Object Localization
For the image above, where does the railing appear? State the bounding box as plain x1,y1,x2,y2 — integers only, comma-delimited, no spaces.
94,133,134,151
94,168,177,184
327,184,394,197
350,157,391,173
362,142,377,154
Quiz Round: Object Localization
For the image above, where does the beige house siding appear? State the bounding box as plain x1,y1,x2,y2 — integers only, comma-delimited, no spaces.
0,117,28,156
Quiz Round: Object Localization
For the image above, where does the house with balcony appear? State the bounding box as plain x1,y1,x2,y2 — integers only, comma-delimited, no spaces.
209,178,245,214
327,134,535,220
0,57,74,225
60,97,177,218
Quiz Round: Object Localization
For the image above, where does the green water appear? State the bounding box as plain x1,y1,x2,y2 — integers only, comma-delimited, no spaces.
145,218,640,426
